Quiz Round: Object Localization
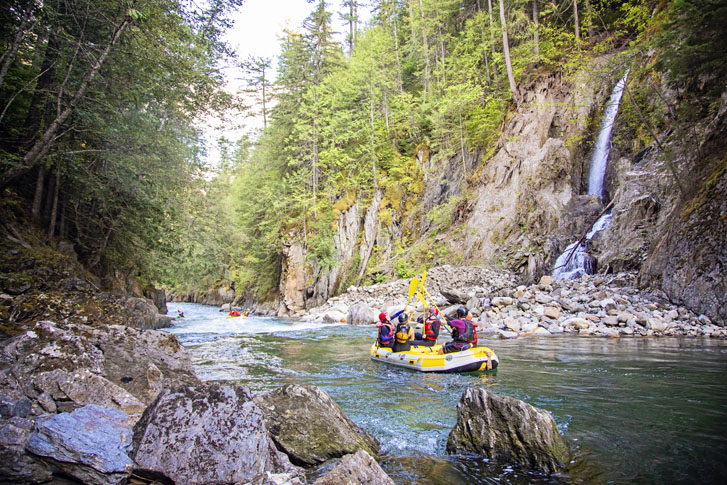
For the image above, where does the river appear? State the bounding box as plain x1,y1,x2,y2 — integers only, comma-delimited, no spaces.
165,302,727,484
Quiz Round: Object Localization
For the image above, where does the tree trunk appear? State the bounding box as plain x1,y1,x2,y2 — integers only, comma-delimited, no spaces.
585,0,594,38
419,0,431,99
48,168,60,238
487,0,496,57
0,3,35,89
32,164,46,222
392,11,403,92
573,0,581,43
533,0,540,57
1,17,132,190
499,0,519,102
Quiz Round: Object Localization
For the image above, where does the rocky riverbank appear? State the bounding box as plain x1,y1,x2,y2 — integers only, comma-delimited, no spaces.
300,265,726,338
0,318,392,484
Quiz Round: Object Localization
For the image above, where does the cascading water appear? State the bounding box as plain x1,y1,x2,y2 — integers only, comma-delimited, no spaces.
553,73,628,280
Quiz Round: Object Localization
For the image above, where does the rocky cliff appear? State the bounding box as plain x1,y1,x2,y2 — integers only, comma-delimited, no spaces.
275,55,726,325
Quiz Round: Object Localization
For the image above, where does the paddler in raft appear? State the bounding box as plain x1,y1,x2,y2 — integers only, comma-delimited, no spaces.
392,313,414,352
410,308,440,347
229,309,241,317
442,307,477,354
376,312,395,348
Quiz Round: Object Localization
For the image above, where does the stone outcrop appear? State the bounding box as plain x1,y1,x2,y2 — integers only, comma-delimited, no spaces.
0,320,199,422
346,303,378,325
0,395,53,483
279,240,307,315
26,404,133,485
253,384,379,467
637,158,727,325
144,286,168,314
446,387,570,474
314,449,394,485
132,383,302,485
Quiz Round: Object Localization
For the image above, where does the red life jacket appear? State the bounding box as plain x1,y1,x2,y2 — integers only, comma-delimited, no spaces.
424,319,439,341
379,323,394,345
465,315,478,345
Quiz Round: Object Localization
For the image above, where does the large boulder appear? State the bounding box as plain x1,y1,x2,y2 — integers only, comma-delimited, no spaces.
26,404,133,485
0,321,198,420
346,304,378,325
0,409,53,483
446,388,570,474
440,287,468,304
313,449,394,485
144,286,168,315
253,384,379,466
132,383,301,485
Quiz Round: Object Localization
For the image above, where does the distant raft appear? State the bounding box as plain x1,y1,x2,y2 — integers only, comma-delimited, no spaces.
370,342,498,373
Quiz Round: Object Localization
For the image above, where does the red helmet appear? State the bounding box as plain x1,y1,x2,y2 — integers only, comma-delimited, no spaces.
379,312,388,322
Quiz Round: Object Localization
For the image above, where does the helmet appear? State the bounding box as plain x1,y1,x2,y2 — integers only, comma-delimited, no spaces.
398,313,408,324
379,312,388,322
457,306,468,318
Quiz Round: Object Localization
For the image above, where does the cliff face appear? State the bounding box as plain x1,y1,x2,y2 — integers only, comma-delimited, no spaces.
276,59,727,325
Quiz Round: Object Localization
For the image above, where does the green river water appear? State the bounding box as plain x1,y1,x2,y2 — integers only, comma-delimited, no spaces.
167,303,727,484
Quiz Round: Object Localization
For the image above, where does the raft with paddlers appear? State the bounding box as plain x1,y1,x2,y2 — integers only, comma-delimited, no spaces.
370,271,499,373
370,342,498,373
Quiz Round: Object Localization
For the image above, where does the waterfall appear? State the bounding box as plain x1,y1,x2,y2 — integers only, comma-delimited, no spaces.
553,73,628,280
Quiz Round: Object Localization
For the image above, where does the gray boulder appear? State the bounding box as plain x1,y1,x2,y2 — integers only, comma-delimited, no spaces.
0,414,53,483
26,404,133,485
446,388,570,474
253,384,379,466
0,320,198,418
440,287,468,304
133,383,301,485
314,449,394,485
346,304,378,325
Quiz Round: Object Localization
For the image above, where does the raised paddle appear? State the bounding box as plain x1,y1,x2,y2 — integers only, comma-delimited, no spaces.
391,277,419,320
417,270,451,334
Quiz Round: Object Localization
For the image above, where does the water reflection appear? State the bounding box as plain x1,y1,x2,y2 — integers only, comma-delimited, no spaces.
166,303,727,484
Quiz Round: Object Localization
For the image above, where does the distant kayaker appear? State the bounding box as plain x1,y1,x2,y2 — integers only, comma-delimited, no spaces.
392,313,414,352
376,312,394,348
411,308,440,347
177,310,184,318
229,309,241,317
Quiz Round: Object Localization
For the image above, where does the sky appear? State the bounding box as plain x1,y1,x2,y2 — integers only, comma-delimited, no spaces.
202,0,372,163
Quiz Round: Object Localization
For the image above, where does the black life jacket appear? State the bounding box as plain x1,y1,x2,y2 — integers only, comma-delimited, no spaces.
453,319,474,343
395,323,411,344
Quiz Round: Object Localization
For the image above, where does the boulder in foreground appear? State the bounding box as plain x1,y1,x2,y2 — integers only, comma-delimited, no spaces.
253,384,380,466
26,404,133,485
133,383,302,485
313,449,394,485
446,387,570,474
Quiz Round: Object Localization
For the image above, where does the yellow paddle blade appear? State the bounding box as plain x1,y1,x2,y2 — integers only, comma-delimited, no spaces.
419,270,427,293
403,277,419,313
408,277,419,299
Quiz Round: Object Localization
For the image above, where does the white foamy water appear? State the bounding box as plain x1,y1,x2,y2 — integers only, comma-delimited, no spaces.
165,302,340,339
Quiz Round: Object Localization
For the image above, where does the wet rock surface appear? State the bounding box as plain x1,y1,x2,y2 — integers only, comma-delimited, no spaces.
0,320,199,422
313,449,394,485
132,382,302,485
446,387,570,474
27,404,133,485
253,384,380,467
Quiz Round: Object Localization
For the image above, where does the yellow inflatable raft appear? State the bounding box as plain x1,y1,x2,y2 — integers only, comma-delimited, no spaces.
370,342,498,373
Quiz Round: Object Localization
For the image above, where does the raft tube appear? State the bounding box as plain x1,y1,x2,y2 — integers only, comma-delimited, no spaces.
370,342,498,373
